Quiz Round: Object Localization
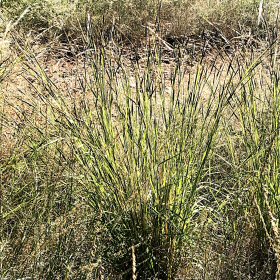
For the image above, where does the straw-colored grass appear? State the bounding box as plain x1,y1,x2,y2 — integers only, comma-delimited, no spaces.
1,1,280,279
1,0,279,45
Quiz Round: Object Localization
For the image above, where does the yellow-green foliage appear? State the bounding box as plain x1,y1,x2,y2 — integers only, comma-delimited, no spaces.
1,43,280,279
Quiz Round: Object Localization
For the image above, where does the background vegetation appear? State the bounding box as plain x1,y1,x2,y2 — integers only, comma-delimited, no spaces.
1,0,279,44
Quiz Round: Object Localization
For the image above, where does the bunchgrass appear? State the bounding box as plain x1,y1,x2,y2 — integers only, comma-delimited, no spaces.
1,36,280,279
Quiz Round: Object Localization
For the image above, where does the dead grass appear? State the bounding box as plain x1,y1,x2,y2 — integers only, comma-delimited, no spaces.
1,0,279,47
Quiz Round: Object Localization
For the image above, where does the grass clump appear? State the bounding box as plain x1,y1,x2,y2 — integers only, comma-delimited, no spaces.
65,50,229,278
1,39,280,279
